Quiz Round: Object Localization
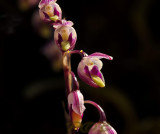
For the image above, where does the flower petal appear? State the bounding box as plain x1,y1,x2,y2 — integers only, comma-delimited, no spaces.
89,52,113,60
58,33,63,44
84,65,92,78
54,6,59,16
90,65,103,79
62,20,73,27
68,90,86,115
68,33,72,43
78,61,100,88
39,0,56,8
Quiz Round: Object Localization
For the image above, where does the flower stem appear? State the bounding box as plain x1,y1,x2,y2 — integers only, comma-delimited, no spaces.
70,71,79,91
84,100,106,122
62,50,87,95
62,50,87,134
62,51,72,96
69,50,88,58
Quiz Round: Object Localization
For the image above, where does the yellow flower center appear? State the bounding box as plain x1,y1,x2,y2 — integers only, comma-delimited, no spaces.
50,15,59,21
61,41,70,51
91,75,105,87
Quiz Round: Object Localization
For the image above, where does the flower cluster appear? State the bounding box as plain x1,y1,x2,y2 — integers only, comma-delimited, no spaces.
38,0,117,134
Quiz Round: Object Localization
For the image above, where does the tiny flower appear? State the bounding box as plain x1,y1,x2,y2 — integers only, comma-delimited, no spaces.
54,20,77,52
77,52,113,88
39,0,62,23
68,90,86,130
89,121,117,134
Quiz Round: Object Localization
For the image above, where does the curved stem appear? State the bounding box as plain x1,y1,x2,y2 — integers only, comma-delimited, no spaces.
62,52,72,96
70,71,79,91
69,50,88,58
84,100,106,122
62,50,87,95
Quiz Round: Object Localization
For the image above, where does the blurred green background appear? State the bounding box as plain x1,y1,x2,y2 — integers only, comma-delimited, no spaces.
0,0,160,134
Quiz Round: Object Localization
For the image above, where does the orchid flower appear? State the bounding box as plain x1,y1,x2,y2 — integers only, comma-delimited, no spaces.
68,90,86,131
54,20,77,52
77,52,113,88
85,100,117,134
39,0,62,23
89,122,117,134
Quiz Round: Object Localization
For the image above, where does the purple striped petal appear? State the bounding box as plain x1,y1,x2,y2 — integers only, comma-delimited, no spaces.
38,0,46,8
54,6,59,16
84,65,92,79
69,37,76,50
77,65,99,88
89,52,113,60
39,0,56,8
43,11,50,19
58,33,62,44
90,65,103,80
68,90,86,115
68,33,72,43
68,33,77,49
78,58,103,88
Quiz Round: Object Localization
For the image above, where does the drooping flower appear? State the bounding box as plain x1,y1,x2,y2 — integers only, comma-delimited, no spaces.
54,20,77,52
77,52,113,88
68,90,86,130
89,121,117,134
39,0,62,23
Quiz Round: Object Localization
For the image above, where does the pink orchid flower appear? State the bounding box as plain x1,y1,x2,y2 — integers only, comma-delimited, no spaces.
68,90,86,130
89,121,117,134
77,52,113,88
54,20,77,52
38,0,62,23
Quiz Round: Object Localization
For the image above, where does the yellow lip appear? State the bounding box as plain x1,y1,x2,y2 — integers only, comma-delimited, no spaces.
61,41,70,51
50,15,59,21
91,75,105,87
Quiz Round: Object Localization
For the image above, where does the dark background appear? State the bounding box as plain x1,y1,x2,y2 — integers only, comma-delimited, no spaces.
0,0,160,134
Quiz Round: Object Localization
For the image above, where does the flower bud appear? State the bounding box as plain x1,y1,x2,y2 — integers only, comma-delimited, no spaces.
89,121,117,134
68,90,85,130
54,20,77,52
77,52,113,88
39,0,62,23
